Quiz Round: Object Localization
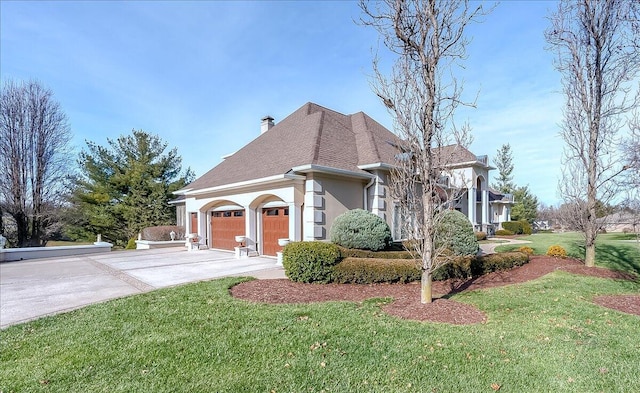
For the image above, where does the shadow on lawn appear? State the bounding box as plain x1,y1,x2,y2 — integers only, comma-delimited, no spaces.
574,241,640,276
595,243,640,276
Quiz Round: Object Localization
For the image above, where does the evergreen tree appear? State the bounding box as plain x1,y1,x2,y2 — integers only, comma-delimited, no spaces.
511,185,539,224
71,130,194,246
491,143,515,194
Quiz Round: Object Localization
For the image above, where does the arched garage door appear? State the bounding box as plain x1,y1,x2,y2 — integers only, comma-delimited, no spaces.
262,207,289,256
210,210,245,251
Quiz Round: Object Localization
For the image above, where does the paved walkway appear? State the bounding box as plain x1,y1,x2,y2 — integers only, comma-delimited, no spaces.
479,237,532,255
0,248,285,328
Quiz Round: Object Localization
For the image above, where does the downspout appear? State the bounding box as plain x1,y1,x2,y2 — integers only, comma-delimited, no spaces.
363,176,376,212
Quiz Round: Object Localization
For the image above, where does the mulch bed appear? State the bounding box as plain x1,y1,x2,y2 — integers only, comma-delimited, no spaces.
230,256,639,325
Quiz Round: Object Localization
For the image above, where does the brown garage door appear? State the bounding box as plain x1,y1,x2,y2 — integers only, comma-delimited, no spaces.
262,207,289,256
210,210,245,251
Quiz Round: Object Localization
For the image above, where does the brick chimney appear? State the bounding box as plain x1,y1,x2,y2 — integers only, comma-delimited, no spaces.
261,115,275,134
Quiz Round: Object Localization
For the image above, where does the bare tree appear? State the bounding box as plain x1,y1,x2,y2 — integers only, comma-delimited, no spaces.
545,0,639,267
360,0,488,303
0,79,72,247
622,112,640,244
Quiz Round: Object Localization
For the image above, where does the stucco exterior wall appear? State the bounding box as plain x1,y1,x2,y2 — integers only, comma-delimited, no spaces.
316,174,365,240
181,180,304,253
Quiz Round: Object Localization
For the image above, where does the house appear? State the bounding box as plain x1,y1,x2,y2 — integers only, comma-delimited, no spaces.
173,102,513,256
597,211,639,233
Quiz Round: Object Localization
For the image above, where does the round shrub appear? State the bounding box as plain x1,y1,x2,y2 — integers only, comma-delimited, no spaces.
125,238,137,250
329,209,392,251
546,245,567,258
517,246,534,255
282,241,341,283
475,231,487,241
435,210,478,256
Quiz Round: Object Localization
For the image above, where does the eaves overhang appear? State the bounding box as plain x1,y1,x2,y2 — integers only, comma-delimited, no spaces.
181,173,306,196
291,164,375,180
358,162,396,171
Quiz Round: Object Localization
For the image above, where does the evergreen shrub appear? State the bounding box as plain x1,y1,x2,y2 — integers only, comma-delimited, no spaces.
125,238,137,249
332,252,529,283
329,209,392,251
435,210,478,256
338,246,413,260
432,256,480,280
333,258,421,284
282,241,341,283
495,229,514,236
502,220,533,235
477,252,529,274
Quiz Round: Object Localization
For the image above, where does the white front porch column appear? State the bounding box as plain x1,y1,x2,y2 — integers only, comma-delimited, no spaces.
481,189,488,226
467,188,476,225
245,206,257,254
288,201,302,242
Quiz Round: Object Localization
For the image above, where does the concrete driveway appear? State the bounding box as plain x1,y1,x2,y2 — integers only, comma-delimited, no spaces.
0,248,284,328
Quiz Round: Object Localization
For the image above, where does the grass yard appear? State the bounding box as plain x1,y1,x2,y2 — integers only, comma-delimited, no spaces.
1,266,639,392
45,241,93,247
496,232,640,276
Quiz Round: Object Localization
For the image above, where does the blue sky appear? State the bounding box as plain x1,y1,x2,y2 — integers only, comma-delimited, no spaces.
1,1,565,205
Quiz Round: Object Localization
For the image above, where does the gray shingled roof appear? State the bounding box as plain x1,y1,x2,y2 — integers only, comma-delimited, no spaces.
182,102,402,191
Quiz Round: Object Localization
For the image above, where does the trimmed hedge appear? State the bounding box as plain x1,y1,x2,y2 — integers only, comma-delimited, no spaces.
477,252,530,274
338,246,414,260
282,241,341,283
495,229,514,236
475,231,487,241
432,256,478,281
332,251,529,284
329,209,392,251
333,258,421,284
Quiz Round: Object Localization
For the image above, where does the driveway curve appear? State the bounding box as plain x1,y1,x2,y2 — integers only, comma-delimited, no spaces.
0,248,284,328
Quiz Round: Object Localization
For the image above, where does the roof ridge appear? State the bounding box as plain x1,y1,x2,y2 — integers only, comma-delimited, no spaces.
311,111,325,164
351,112,382,164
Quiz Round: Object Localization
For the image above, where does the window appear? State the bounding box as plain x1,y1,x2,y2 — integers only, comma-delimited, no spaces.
233,211,244,217
266,209,279,216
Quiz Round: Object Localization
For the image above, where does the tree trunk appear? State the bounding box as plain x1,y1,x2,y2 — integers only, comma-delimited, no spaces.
585,243,596,267
421,269,433,304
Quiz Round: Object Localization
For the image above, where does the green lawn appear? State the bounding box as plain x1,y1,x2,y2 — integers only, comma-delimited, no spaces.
2,263,639,392
45,240,93,247
496,232,640,275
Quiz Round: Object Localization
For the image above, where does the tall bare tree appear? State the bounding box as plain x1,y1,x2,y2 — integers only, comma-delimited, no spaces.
622,112,640,243
545,0,639,267
0,79,72,247
360,0,488,303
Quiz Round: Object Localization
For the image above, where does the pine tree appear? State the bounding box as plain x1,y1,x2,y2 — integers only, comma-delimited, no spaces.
492,143,514,194
71,130,194,246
